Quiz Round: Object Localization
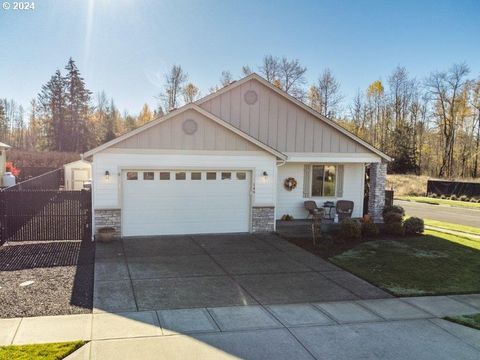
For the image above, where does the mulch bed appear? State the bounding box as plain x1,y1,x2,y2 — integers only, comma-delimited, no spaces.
279,230,366,259
0,240,94,318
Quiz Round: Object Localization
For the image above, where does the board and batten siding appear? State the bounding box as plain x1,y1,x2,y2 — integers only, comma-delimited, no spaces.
112,108,260,152
276,163,365,219
199,79,369,154
92,150,276,210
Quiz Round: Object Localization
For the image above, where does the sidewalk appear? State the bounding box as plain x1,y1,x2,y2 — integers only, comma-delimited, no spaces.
425,225,480,241
1,294,480,359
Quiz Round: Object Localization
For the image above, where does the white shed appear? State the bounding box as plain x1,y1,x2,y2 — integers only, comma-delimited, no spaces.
0,142,11,187
64,159,91,190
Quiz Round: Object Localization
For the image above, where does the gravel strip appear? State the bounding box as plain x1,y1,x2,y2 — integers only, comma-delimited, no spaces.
0,240,94,318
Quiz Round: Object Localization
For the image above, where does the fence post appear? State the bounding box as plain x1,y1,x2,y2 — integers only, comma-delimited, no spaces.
0,192,6,245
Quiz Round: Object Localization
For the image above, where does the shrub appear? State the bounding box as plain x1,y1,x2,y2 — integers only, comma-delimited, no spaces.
470,198,477,203
450,194,457,201
383,212,403,224
429,193,438,198
440,194,446,199
361,221,379,238
338,218,361,240
383,222,405,236
459,195,469,202
403,217,424,235
382,205,405,217
280,214,294,221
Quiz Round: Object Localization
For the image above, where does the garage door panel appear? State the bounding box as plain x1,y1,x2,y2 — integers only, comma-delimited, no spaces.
122,170,251,236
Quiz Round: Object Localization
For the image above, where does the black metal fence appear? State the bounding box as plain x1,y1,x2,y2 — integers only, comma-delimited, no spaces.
6,168,64,191
427,180,480,197
0,190,91,244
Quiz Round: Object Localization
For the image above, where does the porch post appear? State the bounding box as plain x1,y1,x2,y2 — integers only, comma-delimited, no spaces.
368,162,387,223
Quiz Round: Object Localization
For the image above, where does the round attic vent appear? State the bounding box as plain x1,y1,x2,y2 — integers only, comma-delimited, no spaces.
244,90,258,105
182,119,198,135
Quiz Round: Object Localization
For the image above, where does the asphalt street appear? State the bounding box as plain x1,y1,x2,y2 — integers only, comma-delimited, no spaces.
395,200,480,228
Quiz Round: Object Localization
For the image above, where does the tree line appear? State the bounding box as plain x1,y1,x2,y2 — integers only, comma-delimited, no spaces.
0,56,479,178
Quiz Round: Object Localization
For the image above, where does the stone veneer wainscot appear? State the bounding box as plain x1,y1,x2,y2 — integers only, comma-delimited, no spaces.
252,206,275,232
94,209,121,236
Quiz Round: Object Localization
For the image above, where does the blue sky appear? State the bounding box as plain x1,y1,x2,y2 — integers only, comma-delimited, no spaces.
1,0,479,115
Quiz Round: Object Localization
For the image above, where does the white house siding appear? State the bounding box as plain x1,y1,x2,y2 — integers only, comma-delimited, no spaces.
276,162,365,220
92,149,276,229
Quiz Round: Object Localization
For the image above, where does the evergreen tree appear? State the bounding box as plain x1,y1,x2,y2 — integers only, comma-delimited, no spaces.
64,58,92,152
103,99,118,143
38,70,67,151
388,123,419,174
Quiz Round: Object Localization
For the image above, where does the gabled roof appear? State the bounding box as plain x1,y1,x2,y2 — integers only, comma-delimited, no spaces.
83,103,287,160
196,73,392,162
0,142,11,149
63,159,91,168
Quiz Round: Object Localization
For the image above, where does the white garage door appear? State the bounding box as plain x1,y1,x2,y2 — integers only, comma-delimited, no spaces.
122,170,251,236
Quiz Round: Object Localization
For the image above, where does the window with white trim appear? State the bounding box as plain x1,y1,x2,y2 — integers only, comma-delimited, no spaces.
311,165,336,197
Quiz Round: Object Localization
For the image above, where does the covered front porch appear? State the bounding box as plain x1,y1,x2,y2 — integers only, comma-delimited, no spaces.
275,155,387,224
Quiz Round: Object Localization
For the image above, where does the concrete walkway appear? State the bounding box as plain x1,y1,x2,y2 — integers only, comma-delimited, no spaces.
425,225,480,240
1,294,480,359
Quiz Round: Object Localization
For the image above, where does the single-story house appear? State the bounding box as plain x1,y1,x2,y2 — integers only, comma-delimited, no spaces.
84,73,391,237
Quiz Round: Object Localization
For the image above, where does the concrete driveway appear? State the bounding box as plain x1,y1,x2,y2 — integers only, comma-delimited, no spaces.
93,233,390,313
396,199,480,227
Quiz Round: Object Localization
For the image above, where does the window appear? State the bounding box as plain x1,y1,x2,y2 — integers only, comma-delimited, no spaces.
236,172,246,180
159,172,170,180
221,172,232,180
206,172,216,180
143,172,154,180
175,172,186,180
311,165,336,196
126,172,138,180
191,172,201,180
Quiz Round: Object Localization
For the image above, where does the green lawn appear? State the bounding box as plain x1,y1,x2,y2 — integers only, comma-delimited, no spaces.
397,196,480,209
0,341,85,360
445,313,480,330
330,229,480,296
424,219,480,236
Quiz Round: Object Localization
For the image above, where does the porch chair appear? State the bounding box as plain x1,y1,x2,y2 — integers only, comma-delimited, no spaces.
304,201,325,220
336,200,354,221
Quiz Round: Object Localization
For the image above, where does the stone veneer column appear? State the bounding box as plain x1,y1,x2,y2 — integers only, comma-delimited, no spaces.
368,162,387,223
94,209,121,236
251,206,275,232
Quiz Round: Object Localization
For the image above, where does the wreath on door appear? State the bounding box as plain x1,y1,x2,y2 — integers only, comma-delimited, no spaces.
284,177,297,191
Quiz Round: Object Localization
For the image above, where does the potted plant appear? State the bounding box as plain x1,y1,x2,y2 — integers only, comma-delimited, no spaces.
97,227,116,243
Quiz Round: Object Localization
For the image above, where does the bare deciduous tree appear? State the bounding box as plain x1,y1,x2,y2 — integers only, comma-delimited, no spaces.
316,68,343,118
220,70,234,87
160,65,188,112
278,57,307,100
426,63,470,177
259,55,280,83
259,55,307,100
241,65,252,76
